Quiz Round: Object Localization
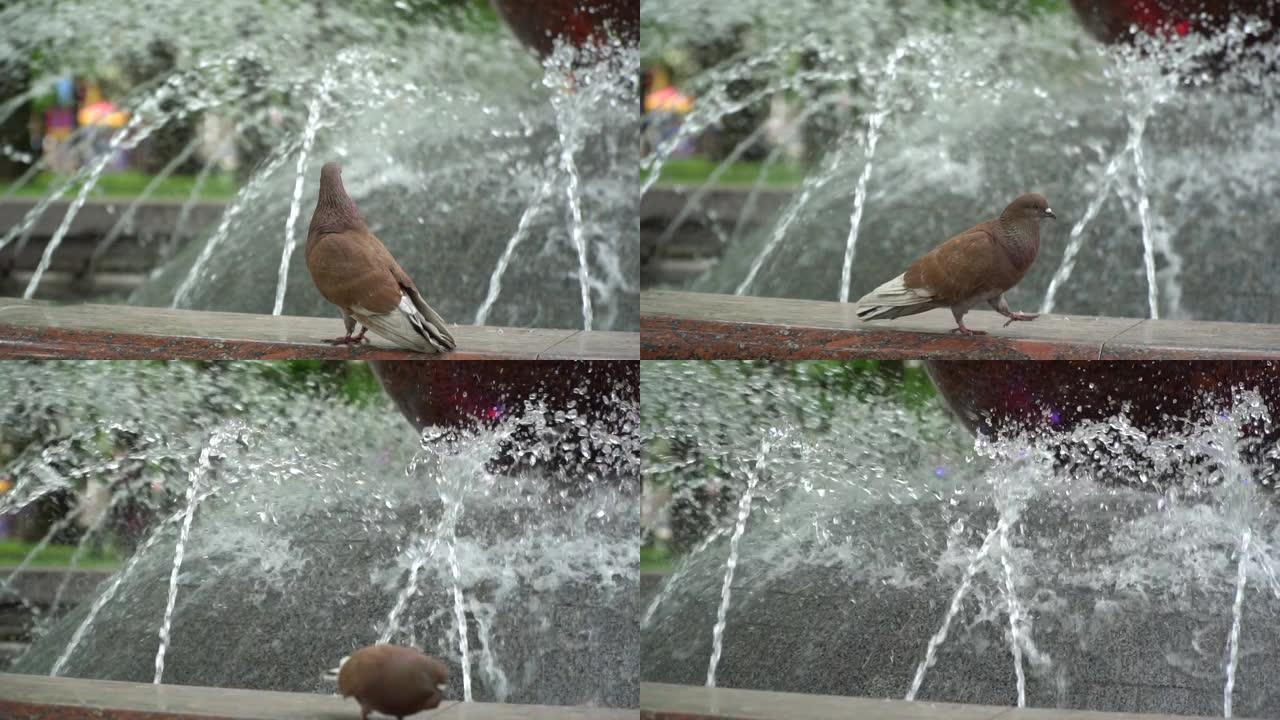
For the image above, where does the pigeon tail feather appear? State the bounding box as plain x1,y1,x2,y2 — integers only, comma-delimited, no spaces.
353,294,453,353
405,286,456,350
322,655,350,683
853,273,938,321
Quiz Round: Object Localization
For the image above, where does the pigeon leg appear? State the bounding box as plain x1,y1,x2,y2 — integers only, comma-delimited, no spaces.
1001,312,1038,327
949,307,987,336
988,295,1038,327
324,310,366,345
358,701,371,720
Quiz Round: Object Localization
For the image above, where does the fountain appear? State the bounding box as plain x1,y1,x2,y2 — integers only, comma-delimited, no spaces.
0,0,638,332
642,0,1280,324
641,361,1280,717
0,360,639,708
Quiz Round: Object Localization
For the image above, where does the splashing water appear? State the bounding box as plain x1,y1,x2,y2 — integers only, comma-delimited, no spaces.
172,147,296,308
642,526,728,629
642,362,1280,714
706,431,777,687
3,362,639,706
839,39,921,303
154,421,246,684
376,502,461,645
469,597,511,702
735,140,855,296
998,519,1027,707
273,68,334,316
906,524,999,701
546,47,594,332
647,1,1280,323
474,173,556,326
434,466,476,703
1225,526,1250,718
85,137,202,277
445,535,472,701
1039,146,1127,315
52,492,216,677
1129,115,1159,320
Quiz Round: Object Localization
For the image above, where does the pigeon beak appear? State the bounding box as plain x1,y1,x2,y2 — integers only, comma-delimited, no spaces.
437,683,448,693
1044,208,1057,219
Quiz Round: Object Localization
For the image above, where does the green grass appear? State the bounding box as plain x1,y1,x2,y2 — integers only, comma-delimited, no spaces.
641,544,674,573
1,170,240,201
646,157,806,189
0,540,123,570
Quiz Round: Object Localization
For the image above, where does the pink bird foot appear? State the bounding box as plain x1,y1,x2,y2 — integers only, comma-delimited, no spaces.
950,325,987,336
1002,312,1039,327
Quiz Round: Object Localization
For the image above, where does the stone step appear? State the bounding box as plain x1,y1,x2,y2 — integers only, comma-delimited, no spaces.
640,682,1258,720
0,673,636,720
640,289,1280,360
0,296,639,360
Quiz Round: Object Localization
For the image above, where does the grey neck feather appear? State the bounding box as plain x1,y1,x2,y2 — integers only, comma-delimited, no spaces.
309,176,367,238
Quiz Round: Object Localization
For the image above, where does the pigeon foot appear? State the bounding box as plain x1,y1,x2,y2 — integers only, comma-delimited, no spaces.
1002,312,1038,327
324,335,365,346
323,327,369,346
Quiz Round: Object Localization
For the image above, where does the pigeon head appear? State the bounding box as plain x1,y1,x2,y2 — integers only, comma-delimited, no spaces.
310,161,366,235
1003,193,1056,223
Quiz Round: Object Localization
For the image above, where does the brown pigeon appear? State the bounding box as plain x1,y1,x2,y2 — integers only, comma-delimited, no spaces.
305,162,456,353
853,193,1055,335
333,644,449,719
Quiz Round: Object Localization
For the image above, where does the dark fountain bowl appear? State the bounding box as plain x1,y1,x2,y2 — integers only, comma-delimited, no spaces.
1069,0,1280,58
369,360,639,485
925,360,1280,487
491,0,639,59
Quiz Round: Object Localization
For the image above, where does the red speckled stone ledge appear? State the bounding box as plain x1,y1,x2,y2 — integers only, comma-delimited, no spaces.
639,682,1256,720
640,290,1280,360
0,674,637,720
0,297,638,360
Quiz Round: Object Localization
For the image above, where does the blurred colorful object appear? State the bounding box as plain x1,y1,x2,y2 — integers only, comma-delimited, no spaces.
0,477,12,538
42,108,74,141
645,86,692,114
77,81,129,128
491,0,638,58
78,101,129,129
54,76,75,107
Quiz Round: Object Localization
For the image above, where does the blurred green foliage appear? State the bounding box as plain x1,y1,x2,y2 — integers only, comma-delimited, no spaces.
179,360,384,406
258,360,384,406
0,539,121,569
0,170,239,200
644,157,806,189
944,0,1068,17
641,543,673,572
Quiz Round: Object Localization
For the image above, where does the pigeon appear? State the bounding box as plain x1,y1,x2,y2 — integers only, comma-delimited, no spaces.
328,644,450,719
305,162,456,353
853,193,1055,335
